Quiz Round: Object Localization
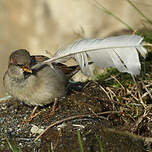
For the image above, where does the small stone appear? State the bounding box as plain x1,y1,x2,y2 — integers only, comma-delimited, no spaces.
30,124,44,134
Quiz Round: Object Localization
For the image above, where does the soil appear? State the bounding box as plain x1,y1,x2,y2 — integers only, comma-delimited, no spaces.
0,73,152,152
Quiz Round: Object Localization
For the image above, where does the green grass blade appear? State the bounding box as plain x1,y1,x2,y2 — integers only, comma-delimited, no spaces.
5,137,16,152
18,144,22,152
96,135,104,152
48,147,51,152
93,0,134,31
126,0,152,25
77,130,84,152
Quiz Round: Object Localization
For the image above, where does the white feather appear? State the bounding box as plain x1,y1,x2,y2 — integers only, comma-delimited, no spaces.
32,35,147,76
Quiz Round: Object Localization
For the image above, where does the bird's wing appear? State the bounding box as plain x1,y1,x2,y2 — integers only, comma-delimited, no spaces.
30,55,49,67
32,35,147,76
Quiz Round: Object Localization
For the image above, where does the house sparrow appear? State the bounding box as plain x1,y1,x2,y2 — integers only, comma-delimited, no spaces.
3,49,79,106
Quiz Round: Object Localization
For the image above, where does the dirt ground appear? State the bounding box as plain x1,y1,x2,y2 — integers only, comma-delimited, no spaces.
0,52,152,152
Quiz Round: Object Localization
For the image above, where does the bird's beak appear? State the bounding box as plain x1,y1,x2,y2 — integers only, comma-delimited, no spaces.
22,66,32,73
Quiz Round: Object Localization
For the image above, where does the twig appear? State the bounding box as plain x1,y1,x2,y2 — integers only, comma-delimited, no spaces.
34,111,121,141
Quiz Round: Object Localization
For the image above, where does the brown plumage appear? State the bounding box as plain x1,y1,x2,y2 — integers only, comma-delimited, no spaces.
3,49,79,106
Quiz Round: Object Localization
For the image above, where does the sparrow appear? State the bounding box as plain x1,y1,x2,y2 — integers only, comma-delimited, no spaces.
3,49,79,106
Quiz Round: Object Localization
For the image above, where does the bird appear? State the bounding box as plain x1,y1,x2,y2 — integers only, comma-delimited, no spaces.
3,49,79,106
3,35,147,106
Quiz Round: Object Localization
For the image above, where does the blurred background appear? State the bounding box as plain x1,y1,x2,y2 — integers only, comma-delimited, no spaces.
0,0,152,97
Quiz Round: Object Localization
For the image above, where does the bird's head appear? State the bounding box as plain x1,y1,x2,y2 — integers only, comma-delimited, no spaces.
7,49,32,79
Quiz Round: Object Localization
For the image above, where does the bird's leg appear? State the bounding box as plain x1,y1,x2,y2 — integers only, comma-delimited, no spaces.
27,105,43,121
30,106,38,117
28,99,58,120
20,99,59,125
43,99,61,122
20,106,41,126
49,99,57,116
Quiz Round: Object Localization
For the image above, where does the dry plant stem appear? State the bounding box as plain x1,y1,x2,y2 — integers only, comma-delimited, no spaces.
106,87,117,110
99,85,112,101
137,90,146,109
111,75,125,90
131,93,140,101
144,42,152,47
34,111,121,141
142,92,150,99
141,80,152,99
82,81,92,90
106,87,116,100
131,104,152,133
99,84,117,110
121,97,133,101
130,109,148,132
130,104,152,133
144,137,152,143
145,83,152,88
147,104,152,109
131,75,146,108
53,129,61,151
